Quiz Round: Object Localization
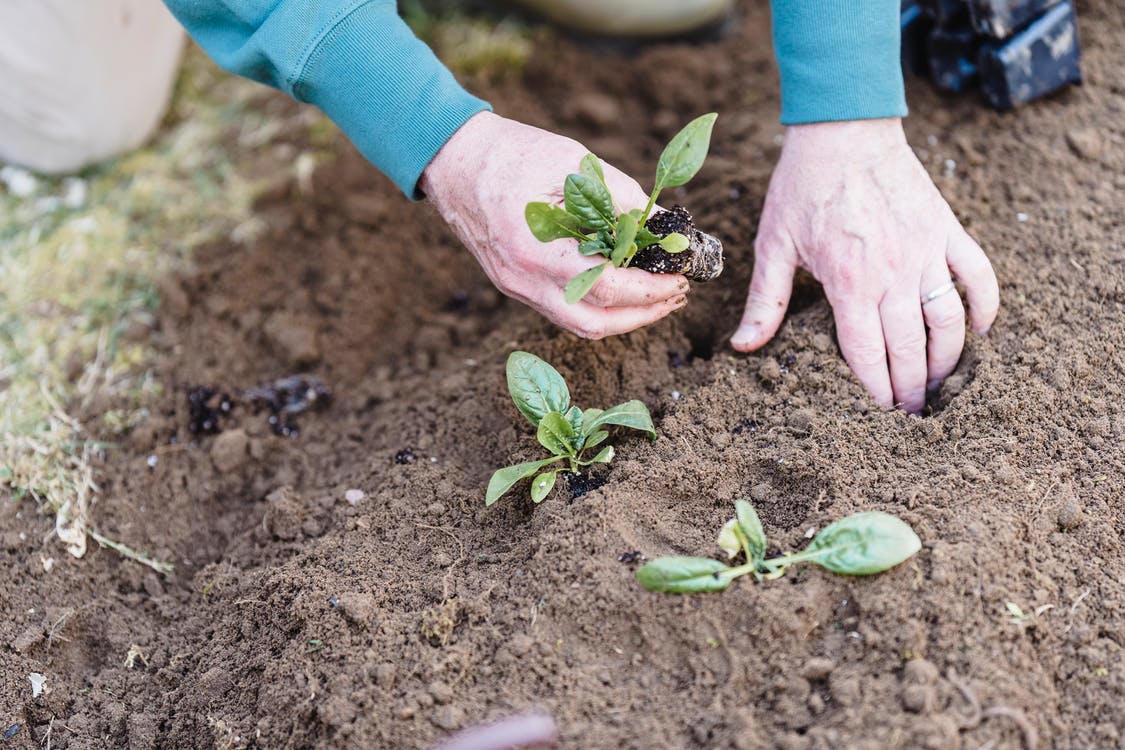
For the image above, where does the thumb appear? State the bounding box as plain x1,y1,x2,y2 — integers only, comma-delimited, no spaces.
731,234,796,351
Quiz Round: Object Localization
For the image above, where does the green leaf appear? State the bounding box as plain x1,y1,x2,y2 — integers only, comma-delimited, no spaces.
636,557,732,593
506,351,571,427
578,239,610,257
525,202,586,242
582,400,656,439
579,408,604,434
659,232,690,254
636,228,661,248
799,512,921,575
717,518,741,559
735,500,767,564
537,411,576,456
580,153,606,184
611,212,639,266
564,262,610,304
654,113,718,191
486,456,565,506
564,173,616,231
564,405,583,435
530,471,558,503
583,430,609,449
590,445,615,464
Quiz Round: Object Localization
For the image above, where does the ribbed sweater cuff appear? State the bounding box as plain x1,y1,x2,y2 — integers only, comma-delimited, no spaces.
294,1,491,198
771,0,908,124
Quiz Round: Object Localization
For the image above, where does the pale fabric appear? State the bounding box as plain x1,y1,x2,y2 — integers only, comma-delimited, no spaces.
513,0,732,36
0,0,184,174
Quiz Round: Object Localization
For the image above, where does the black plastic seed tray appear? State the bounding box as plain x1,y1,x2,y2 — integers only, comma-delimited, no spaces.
979,1,1081,110
967,0,1061,38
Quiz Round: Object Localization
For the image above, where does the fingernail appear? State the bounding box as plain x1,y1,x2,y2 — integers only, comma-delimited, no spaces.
927,379,942,393
677,279,691,293
731,325,758,349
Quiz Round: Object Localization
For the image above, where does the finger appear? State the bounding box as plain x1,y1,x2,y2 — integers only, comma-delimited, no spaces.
879,293,929,414
946,229,999,335
731,231,797,352
582,264,689,308
919,268,966,390
553,292,688,340
834,303,894,408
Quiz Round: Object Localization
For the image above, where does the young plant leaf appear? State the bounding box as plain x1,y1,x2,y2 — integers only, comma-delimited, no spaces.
506,351,571,427
564,262,610,304
636,557,732,594
583,429,609,449
530,471,558,503
564,173,616,231
579,408,604,434
798,512,921,575
578,239,610,257
582,400,656,439
611,212,639,266
537,411,576,456
580,153,607,184
525,202,587,242
636,228,662,248
659,232,690,254
654,112,718,191
717,518,742,559
589,445,615,464
734,500,767,564
486,456,565,506
564,405,583,435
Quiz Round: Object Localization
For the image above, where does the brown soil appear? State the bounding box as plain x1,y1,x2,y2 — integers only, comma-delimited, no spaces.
3,1,1123,748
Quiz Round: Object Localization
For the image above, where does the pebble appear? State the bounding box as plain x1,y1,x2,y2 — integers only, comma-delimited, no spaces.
263,311,321,366
1055,498,1085,530
210,429,249,473
344,489,365,505
1065,128,1103,160
800,657,836,681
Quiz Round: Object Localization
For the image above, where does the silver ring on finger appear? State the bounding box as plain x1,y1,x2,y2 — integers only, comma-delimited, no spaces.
920,281,957,306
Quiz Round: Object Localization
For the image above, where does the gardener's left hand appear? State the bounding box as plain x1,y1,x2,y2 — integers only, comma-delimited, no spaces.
731,118,1000,414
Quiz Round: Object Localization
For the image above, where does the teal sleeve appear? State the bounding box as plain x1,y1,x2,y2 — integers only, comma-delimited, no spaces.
770,0,908,124
161,0,491,197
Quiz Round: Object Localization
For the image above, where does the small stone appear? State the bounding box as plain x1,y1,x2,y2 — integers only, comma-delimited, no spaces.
902,684,934,713
263,486,305,541
263,311,321,366
210,429,249,473
344,489,365,505
1065,128,1102,161
800,657,836,681
431,705,464,731
571,92,621,128
1056,498,1084,530
335,592,378,628
902,658,940,685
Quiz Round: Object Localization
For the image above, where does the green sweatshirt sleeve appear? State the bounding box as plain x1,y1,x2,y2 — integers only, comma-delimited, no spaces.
161,0,491,198
770,0,907,124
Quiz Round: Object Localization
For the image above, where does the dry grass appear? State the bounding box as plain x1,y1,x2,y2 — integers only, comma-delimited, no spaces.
0,11,531,572
0,47,287,572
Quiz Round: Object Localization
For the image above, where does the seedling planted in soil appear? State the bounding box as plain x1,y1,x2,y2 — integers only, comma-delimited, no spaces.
525,113,724,304
637,500,921,593
486,352,655,506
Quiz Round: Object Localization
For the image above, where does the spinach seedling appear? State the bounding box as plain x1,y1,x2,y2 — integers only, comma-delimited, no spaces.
637,500,921,593
486,351,655,506
524,113,722,304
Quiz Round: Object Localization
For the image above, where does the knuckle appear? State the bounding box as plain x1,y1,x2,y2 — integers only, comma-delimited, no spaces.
925,301,966,330
846,340,886,369
886,331,928,360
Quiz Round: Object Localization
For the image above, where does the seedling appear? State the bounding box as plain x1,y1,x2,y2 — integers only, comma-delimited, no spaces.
486,352,655,506
637,500,921,593
524,113,723,304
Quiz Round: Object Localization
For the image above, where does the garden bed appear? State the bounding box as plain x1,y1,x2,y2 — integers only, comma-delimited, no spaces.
1,1,1122,748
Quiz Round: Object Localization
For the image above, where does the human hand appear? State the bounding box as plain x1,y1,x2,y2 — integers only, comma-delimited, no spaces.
731,118,999,413
420,112,688,339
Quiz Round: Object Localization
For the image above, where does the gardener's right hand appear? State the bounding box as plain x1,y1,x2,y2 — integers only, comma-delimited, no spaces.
420,112,689,339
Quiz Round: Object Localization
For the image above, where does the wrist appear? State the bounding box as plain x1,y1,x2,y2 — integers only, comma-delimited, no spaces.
783,118,907,162
419,111,500,200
